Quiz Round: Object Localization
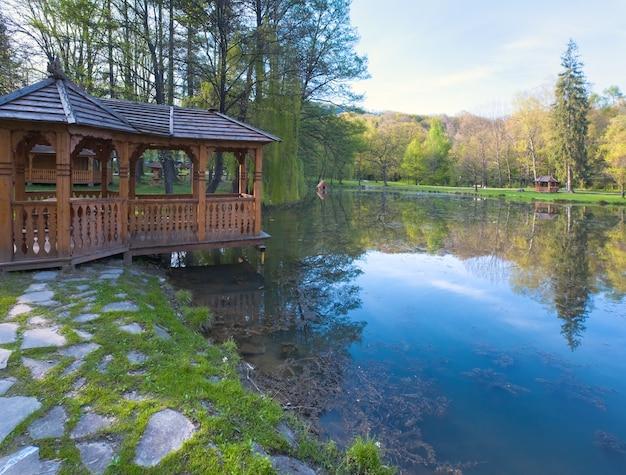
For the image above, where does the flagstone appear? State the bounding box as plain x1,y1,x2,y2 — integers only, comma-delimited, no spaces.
119,323,143,334
22,357,59,380
0,323,18,344
134,409,195,467
0,348,12,370
0,378,16,395
77,441,116,475
21,327,67,349
6,303,33,320
18,291,56,306
70,413,115,440
28,405,67,440
102,301,139,312
0,396,42,443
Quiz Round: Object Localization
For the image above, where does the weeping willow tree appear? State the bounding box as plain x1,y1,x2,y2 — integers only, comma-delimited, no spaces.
256,65,305,204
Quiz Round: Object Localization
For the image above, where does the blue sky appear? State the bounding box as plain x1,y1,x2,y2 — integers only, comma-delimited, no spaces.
349,0,626,116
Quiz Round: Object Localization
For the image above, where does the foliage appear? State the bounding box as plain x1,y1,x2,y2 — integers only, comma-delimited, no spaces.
341,436,396,474
361,113,422,185
182,305,213,332
401,137,423,185
174,289,192,305
300,103,367,184
552,39,590,192
0,12,26,94
509,90,552,183
420,117,452,185
601,114,626,197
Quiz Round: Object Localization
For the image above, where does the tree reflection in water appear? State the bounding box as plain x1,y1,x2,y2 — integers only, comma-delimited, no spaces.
166,191,626,474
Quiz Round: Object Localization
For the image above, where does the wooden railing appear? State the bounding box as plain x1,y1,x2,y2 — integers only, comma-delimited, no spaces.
25,190,121,201
128,198,198,246
27,168,113,185
73,190,103,199
12,201,58,260
9,193,260,266
26,169,56,184
70,199,125,255
25,191,57,201
205,195,256,240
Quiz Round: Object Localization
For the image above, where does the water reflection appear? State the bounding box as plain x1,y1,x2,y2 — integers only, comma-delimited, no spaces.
167,191,626,474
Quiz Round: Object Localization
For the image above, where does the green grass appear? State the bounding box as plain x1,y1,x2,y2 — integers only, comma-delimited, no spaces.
334,180,626,205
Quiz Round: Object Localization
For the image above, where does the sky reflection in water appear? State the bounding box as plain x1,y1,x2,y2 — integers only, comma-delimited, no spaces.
340,250,626,474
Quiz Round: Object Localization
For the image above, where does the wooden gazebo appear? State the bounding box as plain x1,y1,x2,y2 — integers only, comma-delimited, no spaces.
0,67,279,272
534,175,560,193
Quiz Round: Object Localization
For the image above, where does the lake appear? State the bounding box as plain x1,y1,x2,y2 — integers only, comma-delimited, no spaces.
167,190,626,475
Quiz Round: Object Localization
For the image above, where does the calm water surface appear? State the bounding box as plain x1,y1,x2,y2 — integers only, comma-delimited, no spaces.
168,191,626,475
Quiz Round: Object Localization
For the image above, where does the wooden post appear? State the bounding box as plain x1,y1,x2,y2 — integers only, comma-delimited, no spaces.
252,147,262,235
115,141,130,262
13,137,26,201
196,145,211,241
0,129,13,263
128,149,136,199
236,150,246,194
55,130,72,258
100,148,109,196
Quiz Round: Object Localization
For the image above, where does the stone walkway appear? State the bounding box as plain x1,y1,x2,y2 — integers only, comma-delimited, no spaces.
0,266,199,474
0,264,315,475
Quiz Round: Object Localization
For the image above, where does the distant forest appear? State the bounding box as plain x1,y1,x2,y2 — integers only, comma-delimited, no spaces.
2,3,625,203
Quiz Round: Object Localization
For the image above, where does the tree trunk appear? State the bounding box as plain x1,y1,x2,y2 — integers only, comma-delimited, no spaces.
161,151,176,194
206,151,224,193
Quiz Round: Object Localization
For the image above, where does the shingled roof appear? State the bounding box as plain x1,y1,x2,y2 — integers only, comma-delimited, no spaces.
0,77,137,133
100,99,280,142
0,75,280,144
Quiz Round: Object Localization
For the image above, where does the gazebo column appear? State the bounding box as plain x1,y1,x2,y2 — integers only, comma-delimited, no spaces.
99,144,113,196
236,150,247,194
196,145,212,241
114,141,131,263
55,131,72,258
0,129,13,263
251,147,263,235
13,143,26,201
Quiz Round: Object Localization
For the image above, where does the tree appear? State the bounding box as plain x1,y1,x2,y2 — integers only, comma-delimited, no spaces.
401,137,423,185
300,104,366,184
365,113,417,185
509,90,552,184
0,12,25,94
453,113,491,189
601,114,626,198
422,117,451,185
553,39,590,193
293,0,368,105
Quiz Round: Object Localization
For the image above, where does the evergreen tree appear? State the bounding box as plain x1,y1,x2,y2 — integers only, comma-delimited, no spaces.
553,39,590,192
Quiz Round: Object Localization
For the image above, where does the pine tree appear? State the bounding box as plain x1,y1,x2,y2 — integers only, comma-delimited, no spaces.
553,39,590,193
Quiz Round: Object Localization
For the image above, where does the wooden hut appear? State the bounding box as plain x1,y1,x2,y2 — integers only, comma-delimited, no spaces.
0,65,279,272
534,175,560,193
